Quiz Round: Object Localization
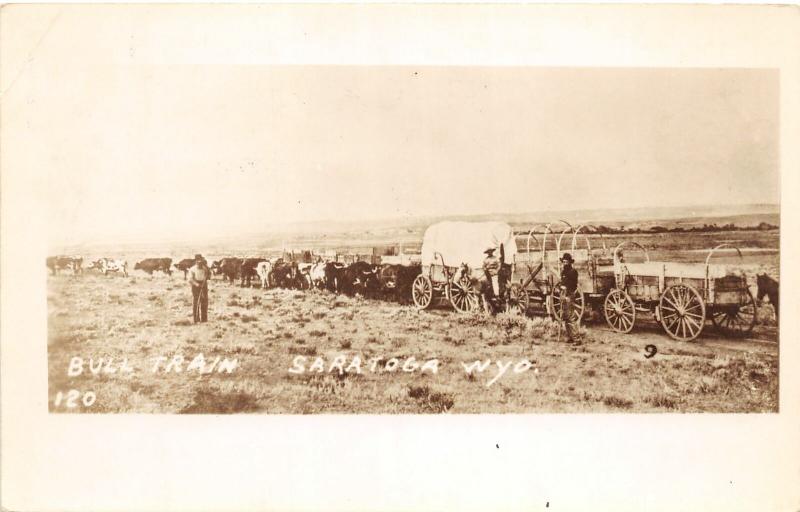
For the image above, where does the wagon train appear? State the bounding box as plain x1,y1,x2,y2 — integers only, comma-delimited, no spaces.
602,242,757,341
48,220,773,343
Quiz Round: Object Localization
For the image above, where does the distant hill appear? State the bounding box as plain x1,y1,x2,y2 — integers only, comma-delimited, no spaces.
53,203,779,255
239,203,780,236
244,204,780,248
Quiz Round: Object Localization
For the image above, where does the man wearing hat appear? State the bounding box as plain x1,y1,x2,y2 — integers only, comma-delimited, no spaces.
558,252,582,345
482,247,501,299
188,254,212,323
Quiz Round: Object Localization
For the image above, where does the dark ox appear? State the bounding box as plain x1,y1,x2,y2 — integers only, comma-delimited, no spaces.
134,258,172,276
323,261,347,293
272,260,307,289
46,256,83,275
756,273,779,320
379,263,422,303
341,261,381,297
173,259,195,280
240,258,267,287
297,263,313,289
213,258,243,284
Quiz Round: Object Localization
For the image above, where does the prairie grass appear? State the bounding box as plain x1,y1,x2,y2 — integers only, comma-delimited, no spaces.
47,268,779,414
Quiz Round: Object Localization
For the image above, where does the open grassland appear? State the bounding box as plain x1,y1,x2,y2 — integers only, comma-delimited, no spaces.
48,267,778,414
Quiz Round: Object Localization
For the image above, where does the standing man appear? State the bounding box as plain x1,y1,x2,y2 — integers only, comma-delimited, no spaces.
188,254,211,323
558,253,582,345
482,247,501,300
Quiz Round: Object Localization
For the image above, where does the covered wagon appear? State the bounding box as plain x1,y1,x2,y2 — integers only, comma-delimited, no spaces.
411,221,518,312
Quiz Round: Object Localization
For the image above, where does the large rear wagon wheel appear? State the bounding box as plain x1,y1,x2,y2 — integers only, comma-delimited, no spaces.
449,277,480,313
550,287,585,323
604,289,636,333
412,274,433,309
710,289,756,337
659,284,706,341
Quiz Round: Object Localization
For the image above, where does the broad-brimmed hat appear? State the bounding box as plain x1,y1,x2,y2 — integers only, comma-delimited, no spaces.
484,247,496,255
195,253,204,260
560,252,574,263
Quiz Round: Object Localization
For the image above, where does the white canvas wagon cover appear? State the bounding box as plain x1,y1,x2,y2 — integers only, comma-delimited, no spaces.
420,221,518,269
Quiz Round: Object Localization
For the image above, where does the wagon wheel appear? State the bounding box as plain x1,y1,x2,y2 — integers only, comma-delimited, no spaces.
659,284,706,341
710,289,756,337
604,289,635,333
449,276,480,313
506,283,528,315
411,274,433,309
550,287,584,323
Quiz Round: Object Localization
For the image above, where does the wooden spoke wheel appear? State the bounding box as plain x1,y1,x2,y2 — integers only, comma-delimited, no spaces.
710,290,756,337
550,287,584,323
506,283,528,315
448,276,480,313
411,274,433,309
604,289,635,333
659,283,706,341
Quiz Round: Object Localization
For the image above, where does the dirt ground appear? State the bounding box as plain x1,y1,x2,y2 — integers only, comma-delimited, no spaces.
48,270,779,414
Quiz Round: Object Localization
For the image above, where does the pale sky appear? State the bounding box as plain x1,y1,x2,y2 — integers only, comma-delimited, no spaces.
29,65,780,245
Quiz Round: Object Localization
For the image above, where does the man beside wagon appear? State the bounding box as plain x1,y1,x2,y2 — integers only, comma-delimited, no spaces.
558,252,582,346
482,247,502,300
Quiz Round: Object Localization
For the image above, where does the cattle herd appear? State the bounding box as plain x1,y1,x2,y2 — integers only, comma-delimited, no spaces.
46,256,129,277
46,255,423,303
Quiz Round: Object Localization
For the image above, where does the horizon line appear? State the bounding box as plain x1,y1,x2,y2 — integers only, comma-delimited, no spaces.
51,202,780,252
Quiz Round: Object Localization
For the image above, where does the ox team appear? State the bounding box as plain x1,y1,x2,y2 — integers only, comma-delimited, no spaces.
48,254,422,324
45,249,583,340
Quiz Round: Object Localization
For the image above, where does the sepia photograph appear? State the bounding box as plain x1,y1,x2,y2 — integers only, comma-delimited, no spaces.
2,4,798,512
41,65,780,414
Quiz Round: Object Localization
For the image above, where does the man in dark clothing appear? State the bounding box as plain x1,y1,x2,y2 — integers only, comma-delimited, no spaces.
482,247,501,299
188,254,211,323
558,253,582,344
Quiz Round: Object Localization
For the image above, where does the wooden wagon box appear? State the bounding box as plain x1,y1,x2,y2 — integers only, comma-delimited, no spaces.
591,271,616,297
598,241,756,342
617,261,747,304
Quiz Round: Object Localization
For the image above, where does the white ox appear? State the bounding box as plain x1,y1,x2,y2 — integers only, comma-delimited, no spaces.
308,261,327,289
256,261,274,289
90,258,128,277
